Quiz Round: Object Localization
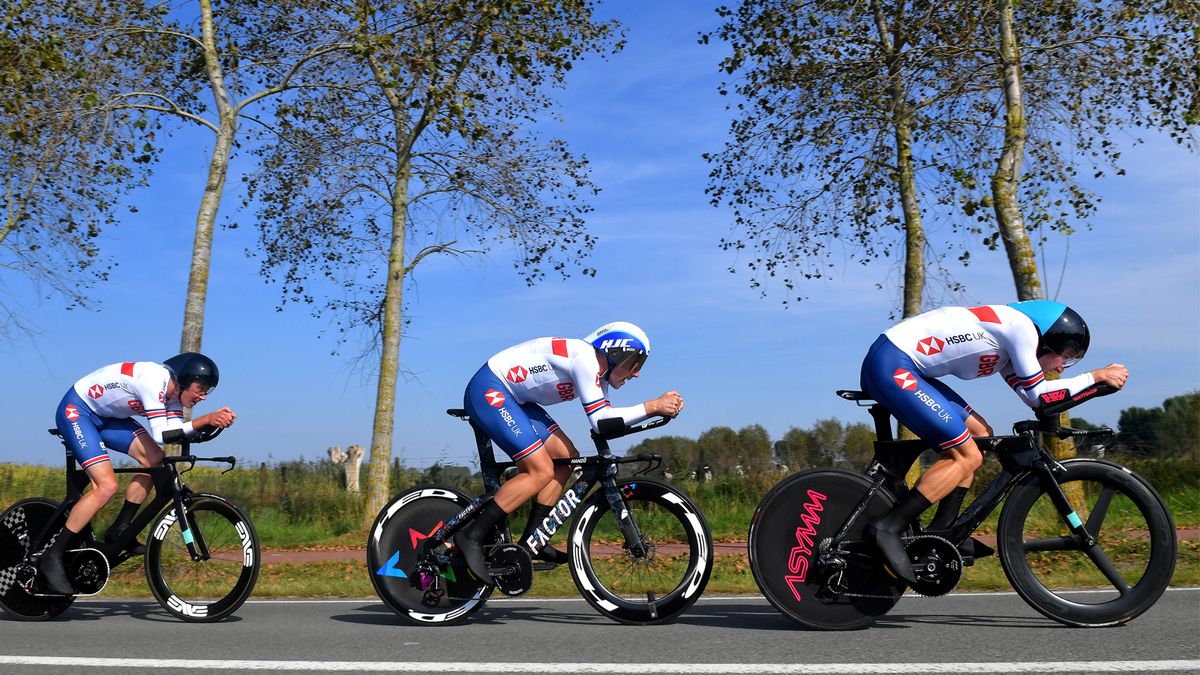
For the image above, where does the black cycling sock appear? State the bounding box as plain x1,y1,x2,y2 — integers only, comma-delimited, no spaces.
927,487,968,531
519,502,554,549
457,499,506,582
107,500,141,538
877,489,933,534
868,489,931,584
520,502,568,564
40,526,80,595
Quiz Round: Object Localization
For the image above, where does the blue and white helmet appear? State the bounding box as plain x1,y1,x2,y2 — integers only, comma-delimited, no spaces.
584,321,650,379
1008,300,1090,367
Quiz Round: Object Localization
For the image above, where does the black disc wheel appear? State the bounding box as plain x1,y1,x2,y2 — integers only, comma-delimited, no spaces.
998,459,1176,626
145,495,260,622
569,478,712,625
367,485,492,626
748,469,905,630
0,498,76,620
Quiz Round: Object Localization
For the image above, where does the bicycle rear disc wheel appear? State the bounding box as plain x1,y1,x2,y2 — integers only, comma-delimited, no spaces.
367,485,492,626
0,498,75,620
998,459,1176,626
570,478,712,625
145,495,260,622
748,469,904,630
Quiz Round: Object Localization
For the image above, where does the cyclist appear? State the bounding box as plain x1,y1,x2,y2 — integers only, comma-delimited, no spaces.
454,322,684,582
39,352,236,594
859,301,1128,583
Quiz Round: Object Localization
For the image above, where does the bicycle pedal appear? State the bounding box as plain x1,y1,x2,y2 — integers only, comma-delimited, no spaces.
531,561,558,572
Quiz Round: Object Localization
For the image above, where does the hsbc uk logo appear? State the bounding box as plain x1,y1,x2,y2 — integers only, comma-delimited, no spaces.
893,369,917,391
916,337,945,356
485,389,506,408
64,404,81,421
88,384,105,399
506,366,528,384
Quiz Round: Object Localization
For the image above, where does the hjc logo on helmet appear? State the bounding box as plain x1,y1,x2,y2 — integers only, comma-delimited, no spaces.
599,338,634,350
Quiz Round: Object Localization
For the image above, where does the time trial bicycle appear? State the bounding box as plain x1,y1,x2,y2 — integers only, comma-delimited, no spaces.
748,383,1176,630
367,412,712,626
0,427,260,622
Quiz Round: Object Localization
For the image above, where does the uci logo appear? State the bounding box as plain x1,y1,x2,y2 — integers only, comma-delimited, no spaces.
599,338,633,350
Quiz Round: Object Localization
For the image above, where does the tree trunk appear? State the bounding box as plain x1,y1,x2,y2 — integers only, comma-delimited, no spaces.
991,0,1040,304
180,0,237,354
871,0,927,482
363,167,411,525
991,0,1079,485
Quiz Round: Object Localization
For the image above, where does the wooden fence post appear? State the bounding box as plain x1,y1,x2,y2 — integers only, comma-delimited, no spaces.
346,444,364,493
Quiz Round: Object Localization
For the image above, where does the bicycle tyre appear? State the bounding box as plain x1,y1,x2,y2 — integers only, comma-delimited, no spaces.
367,485,492,626
748,468,905,630
997,458,1176,627
0,498,76,621
144,494,260,622
569,477,712,625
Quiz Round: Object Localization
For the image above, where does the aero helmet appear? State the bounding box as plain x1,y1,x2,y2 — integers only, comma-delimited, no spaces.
163,352,220,391
1008,300,1090,367
584,321,650,380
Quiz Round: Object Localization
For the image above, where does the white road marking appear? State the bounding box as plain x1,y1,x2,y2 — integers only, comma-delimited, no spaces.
0,657,1197,673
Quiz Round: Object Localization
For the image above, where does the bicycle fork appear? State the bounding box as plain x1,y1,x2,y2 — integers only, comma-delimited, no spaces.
599,475,648,558
160,493,211,563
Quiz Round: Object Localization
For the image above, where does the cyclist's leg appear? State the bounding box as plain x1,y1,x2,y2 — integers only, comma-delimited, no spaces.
519,407,576,562
98,422,159,546
43,391,118,592
458,368,554,580
860,337,977,581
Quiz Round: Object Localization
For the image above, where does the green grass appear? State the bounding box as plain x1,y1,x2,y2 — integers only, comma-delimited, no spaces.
88,544,1199,600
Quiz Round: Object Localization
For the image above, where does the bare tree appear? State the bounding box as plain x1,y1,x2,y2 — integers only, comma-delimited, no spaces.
243,0,622,524
102,0,350,353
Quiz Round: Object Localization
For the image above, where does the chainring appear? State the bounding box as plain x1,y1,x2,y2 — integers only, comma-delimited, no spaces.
904,535,962,597
488,544,532,597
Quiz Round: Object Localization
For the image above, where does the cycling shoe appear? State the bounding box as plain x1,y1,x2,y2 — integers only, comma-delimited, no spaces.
865,522,917,584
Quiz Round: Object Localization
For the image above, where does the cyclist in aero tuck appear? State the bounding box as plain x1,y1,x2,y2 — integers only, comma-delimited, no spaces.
860,301,1129,583
455,322,685,582
41,353,237,594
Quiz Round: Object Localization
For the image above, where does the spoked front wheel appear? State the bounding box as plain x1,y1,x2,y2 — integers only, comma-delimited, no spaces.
367,485,493,626
998,459,1177,626
569,477,712,625
748,469,905,630
0,498,75,621
145,494,260,622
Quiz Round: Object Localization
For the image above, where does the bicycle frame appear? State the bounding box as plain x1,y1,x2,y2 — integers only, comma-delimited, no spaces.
30,429,235,568
424,412,664,564
829,393,1112,555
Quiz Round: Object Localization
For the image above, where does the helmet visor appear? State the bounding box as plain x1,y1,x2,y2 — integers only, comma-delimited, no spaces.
1056,342,1086,369
611,350,647,375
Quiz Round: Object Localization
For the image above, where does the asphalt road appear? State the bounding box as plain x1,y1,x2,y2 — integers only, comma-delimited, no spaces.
0,589,1197,674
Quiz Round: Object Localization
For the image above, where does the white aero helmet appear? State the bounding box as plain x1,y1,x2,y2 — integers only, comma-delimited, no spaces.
584,321,650,380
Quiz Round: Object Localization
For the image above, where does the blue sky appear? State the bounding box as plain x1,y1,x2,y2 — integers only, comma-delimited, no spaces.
2,2,1197,469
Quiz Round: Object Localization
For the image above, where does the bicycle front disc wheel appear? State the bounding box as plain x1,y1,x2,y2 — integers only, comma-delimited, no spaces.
748,468,904,630
145,495,260,622
997,459,1176,626
569,477,712,625
0,498,75,620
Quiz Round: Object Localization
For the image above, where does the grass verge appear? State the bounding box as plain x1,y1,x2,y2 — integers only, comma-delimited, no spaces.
91,539,1198,600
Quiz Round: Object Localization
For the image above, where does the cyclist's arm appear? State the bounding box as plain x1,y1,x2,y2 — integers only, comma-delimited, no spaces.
1001,326,1096,409
570,353,651,431
134,373,190,444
